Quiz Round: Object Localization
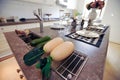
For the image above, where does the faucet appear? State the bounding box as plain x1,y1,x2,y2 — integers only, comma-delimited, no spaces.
33,9,43,33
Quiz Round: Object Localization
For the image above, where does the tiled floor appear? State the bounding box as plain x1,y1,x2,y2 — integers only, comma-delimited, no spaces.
0,57,26,80
0,42,120,80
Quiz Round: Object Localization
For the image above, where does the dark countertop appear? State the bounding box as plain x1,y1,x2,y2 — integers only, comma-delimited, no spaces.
0,18,59,26
4,27,109,80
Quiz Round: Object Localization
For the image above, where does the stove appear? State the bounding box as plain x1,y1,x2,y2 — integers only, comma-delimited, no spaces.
65,26,108,47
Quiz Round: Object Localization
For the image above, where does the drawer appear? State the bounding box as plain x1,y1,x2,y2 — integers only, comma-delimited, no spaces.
0,25,17,32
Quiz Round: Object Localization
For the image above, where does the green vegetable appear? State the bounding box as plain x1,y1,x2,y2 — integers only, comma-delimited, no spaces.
35,58,47,69
23,48,44,66
36,41,49,49
30,36,51,46
36,56,52,78
42,56,52,78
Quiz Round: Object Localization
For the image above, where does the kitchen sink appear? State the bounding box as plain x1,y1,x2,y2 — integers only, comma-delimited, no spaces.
18,32,40,43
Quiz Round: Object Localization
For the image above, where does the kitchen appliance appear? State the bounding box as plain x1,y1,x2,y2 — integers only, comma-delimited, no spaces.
55,50,88,80
65,26,108,47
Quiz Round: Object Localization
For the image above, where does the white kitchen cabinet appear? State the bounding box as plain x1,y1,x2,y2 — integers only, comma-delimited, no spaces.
16,24,29,30
56,0,77,9
67,0,77,9
57,0,68,7
43,21,61,26
0,25,17,32
43,22,54,26
0,21,60,33
21,0,44,4
16,23,40,30
20,0,55,5
45,0,55,5
27,23,40,29
0,25,17,54
0,28,12,58
0,23,38,33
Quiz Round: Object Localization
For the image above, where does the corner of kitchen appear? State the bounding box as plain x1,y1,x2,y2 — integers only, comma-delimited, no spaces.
0,0,120,80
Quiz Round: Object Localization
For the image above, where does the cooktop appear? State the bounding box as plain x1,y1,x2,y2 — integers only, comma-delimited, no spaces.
65,26,108,47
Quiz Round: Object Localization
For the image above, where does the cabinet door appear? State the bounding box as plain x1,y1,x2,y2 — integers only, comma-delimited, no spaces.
0,32,12,58
43,22,53,27
22,0,44,3
16,23,40,30
0,25,17,32
43,21,61,27
21,0,54,5
45,0,55,5
27,23,40,29
16,24,29,30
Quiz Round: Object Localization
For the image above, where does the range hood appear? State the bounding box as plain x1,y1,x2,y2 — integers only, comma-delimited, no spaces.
56,0,67,7
20,0,54,5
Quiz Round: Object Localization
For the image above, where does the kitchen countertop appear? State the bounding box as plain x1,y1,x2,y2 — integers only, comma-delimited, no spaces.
4,27,109,80
0,18,59,26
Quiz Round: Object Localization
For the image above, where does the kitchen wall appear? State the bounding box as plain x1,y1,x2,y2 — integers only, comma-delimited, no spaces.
76,0,84,14
102,0,120,44
0,0,71,19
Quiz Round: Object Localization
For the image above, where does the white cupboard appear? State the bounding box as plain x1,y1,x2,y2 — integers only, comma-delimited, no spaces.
20,0,55,5
0,25,17,32
16,23,40,30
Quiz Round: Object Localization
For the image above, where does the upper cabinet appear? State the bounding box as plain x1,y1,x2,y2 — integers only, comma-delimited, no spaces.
21,0,55,5
67,0,77,9
56,0,77,9
56,0,67,7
